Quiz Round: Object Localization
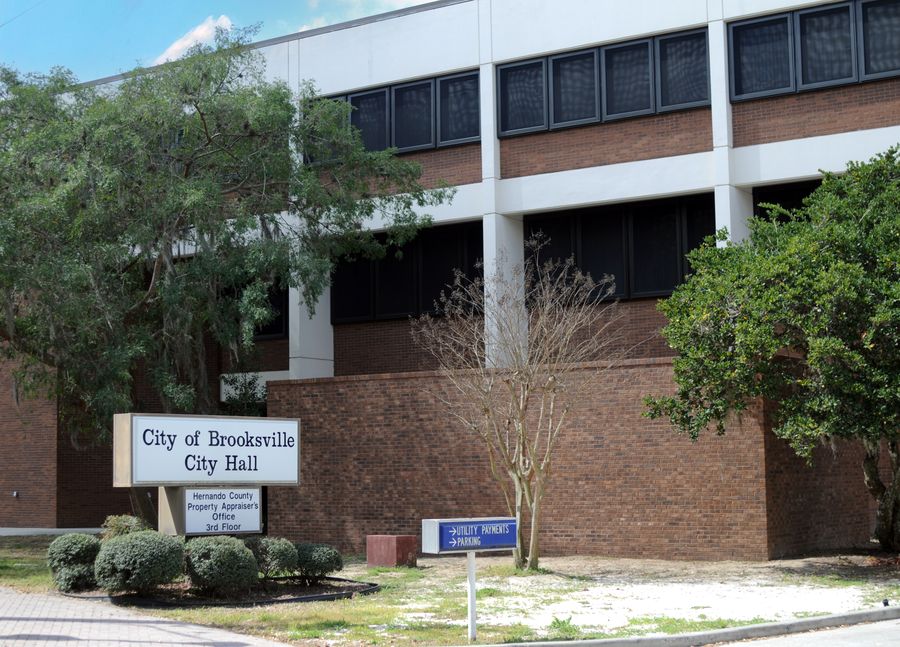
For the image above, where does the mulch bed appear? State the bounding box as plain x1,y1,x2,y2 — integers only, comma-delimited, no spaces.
63,576,379,608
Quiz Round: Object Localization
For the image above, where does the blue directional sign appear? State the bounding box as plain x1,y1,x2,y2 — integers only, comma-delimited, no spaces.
422,517,517,554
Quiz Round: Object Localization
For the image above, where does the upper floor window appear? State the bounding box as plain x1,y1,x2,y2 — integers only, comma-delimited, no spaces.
343,71,480,153
729,0,900,101
497,28,710,138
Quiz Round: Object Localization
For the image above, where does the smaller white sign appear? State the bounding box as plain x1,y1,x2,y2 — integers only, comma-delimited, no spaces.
184,487,262,535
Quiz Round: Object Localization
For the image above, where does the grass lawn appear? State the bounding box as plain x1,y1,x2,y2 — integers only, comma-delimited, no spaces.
2,536,900,645
0,536,55,592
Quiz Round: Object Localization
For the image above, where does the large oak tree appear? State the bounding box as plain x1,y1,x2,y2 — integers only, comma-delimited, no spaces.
0,29,449,442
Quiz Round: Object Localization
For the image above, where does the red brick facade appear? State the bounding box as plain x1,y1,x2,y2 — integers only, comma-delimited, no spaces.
732,77,900,147
500,108,712,179
401,143,482,188
0,358,58,528
267,359,871,560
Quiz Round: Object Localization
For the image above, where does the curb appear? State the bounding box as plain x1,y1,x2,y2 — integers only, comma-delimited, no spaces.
486,606,900,647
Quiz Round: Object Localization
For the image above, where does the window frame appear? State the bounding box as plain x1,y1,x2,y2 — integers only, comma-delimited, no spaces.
600,38,656,121
729,12,797,102
548,48,601,129
655,28,712,112
626,205,685,299
252,287,290,341
330,259,376,324
496,58,549,137
857,0,900,81
390,79,436,153
436,71,481,147
348,87,391,152
794,2,858,91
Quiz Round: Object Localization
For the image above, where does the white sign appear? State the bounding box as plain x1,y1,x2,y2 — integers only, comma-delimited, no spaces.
185,487,262,535
114,413,299,486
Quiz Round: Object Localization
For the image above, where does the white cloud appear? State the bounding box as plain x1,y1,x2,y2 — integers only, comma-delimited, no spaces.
154,15,233,65
307,0,320,8
298,16,328,32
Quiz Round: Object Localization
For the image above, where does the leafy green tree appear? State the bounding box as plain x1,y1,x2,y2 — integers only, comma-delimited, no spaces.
0,29,448,441
646,148,900,550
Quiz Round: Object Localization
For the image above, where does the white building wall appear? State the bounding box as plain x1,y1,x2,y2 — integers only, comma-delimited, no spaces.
240,0,900,379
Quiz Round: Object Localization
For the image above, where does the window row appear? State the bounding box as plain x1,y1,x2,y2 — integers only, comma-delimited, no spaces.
336,71,481,153
730,0,900,100
331,222,483,323
525,195,715,299
497,29,710,136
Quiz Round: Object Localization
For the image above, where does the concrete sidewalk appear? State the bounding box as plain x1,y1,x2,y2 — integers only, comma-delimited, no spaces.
0,586,290,647
0,528,102,536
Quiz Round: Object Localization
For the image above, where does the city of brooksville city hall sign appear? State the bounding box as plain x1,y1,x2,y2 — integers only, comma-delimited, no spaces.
113,413,300,487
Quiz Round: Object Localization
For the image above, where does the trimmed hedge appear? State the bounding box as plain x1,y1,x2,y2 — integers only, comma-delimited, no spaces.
47,533,101,592
101,514,151,540
94,531,183,593
186,535,257,595
244,536,298,579
295,542,343,585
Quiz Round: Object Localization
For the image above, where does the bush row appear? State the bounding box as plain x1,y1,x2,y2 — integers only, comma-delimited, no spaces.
48,516,343,595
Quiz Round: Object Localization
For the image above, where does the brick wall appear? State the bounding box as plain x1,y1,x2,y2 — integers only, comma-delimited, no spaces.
333,299,672,376
733,77,900,148
500,108,712,179
56,435,133,528
400,143,482,188
268,359,785,560
0,358,58,528
763,402,875,557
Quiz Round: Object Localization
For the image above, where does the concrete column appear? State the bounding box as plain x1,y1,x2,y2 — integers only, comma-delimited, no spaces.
288,286,334,379
708,7,752,244
482,212,525,368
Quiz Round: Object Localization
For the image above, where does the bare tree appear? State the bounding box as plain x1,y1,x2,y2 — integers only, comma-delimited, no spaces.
413,238,624,570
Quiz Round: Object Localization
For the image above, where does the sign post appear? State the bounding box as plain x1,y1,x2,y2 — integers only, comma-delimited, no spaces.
422,517,517,642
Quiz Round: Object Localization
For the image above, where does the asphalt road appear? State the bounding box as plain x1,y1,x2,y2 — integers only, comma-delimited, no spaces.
724,617,900,646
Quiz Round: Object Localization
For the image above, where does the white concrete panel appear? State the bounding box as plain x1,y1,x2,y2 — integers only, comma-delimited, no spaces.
496,152,716,215
714,184,752,243
708,19,732,149
724,0,831,21
257,42,292,87
366,182,489,231
289,286,334,380
730,126,900,187
490,0,708,63
219,371,291,401
297,3,479,94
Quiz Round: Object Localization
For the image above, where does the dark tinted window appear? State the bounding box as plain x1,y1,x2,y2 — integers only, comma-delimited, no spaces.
551,51,598,125
580,211,626,297
393,81,433,151
683,196,716,274
439,73,480,143
254,288,289,338
797,5,855,87
732,16,793,97
861,0,900,77
350,90,389,151
752,180,822,218
499,60,547,133
375,245,417,318
332,258,374,322
630,203,680,295
603,41,653,116
527,214,575,265
420,228,462,313
658,31,709,108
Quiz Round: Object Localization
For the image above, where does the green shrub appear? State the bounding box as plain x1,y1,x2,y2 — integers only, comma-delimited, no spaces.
295,542,343,585
244,536,298,579
54,565,97,592
101,515,151,540
47,533,101,592
94,531,183,593
186,535,258,595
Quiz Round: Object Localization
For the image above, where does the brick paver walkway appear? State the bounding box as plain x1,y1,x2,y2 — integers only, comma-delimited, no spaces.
0,586,290,647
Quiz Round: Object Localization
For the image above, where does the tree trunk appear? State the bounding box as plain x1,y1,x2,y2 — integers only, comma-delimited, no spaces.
512,475,526,569
526,482,543,571
862,440,900,551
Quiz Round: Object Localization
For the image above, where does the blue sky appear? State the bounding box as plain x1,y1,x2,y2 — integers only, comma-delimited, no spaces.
0,0,430,82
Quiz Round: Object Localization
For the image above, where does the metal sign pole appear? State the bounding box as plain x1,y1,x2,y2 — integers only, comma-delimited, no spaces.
467,550,476,642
